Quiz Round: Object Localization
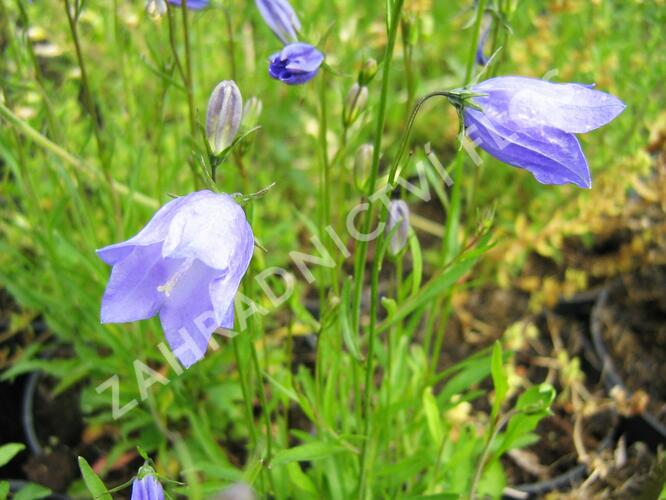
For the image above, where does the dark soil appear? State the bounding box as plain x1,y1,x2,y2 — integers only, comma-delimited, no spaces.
595,268,666,426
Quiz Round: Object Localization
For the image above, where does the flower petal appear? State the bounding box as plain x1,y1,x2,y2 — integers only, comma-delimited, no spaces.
209,230,254,327
158,259,219,368
100,243,176,323
96,194,194,265
131,476,164,500
464,107,591,188
161,192,254,271
280,43,324,73
473,76,626,134
255,0,301,44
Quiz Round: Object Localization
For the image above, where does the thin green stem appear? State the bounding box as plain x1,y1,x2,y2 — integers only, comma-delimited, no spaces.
351,0,405,336
249,339,273,467
180,1,196,138
223,7,237,81
232,337,258,450
63,0,121,223
318,71,334,294
469,409,517,498
353,3,405,496
166,3,200,186
465,0,488,85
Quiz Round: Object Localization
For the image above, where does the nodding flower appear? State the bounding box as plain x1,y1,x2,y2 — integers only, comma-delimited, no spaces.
97,191,254,368
268,42,324,85
461,76,625,188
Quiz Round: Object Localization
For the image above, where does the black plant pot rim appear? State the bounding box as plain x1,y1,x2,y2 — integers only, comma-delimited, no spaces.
21,368,73,500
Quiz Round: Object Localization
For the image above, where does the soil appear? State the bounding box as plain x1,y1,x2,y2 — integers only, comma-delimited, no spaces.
594,268,666,427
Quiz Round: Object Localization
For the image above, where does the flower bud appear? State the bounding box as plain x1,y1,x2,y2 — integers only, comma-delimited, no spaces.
343,83,368,126
206,80,243,155
358,58,378,86
145,0,167,17
242,97,263,130
386,200,410,256
353,143,373,192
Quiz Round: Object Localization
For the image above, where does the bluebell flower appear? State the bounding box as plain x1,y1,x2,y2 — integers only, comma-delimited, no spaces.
255,0,301,45
463,76,625,188
131,474,164,500
269,42,324,85
167,0,209,10
97,191,254,368
386,200,410,256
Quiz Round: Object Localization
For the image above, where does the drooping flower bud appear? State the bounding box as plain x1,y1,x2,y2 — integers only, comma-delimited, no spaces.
145,0,167,17
343,83,368,126
358,58,378,86
268,43,324,85
242,97,263,130
206,80,243,156
255,0,301,45
353,144,373,192
386,200,410,257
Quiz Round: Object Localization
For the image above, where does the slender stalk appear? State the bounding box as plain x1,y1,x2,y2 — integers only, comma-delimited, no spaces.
223,7,238,81
63,0,121,224
465,0,488,85
166,3,201,186
353,3,405,496
249,341,274,466
426,0,489,381
470,409,517,498
351,0,405,338
318,71,334,294
180,1,196,138
232,337,258,450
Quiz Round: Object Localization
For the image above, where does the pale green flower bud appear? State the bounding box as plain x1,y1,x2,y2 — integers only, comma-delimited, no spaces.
343,83,368,126
359,58,378,86
242,96,263,130
353,143,373,192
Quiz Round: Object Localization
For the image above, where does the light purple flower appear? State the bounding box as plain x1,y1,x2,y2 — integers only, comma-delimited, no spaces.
464,76,625,188
255,0,301,45
268,42,324,85
167,0,208,10
131,475,164,500
386,200,410,256
97,191,254,368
